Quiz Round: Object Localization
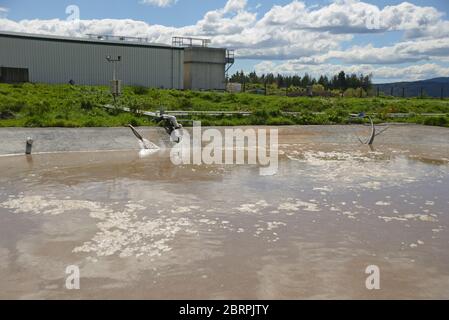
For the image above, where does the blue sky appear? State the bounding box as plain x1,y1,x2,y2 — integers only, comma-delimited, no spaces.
1,0,449,82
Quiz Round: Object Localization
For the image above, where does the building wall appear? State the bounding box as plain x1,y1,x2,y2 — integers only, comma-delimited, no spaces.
183,47,226,90
0,33,184,89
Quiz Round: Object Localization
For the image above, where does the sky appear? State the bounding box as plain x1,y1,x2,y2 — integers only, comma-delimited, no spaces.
1,0,449,83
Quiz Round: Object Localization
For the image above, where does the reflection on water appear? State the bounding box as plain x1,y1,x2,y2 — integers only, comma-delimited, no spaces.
0,125,448,299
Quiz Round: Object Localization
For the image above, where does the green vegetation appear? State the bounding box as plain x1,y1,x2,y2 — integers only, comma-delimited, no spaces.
230,70,373,94
0,83,448,128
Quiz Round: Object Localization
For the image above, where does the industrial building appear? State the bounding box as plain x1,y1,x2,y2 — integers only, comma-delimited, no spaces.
0,31,234,90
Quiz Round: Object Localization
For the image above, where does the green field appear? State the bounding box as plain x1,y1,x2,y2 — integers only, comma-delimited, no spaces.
1,83,449,128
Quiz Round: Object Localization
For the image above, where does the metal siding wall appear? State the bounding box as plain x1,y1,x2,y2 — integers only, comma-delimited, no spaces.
0,36,183,88
183,47,226,90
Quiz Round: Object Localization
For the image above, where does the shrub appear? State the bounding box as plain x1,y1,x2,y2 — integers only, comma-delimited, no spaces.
326,109,349,124
178,97,193,109
423,116,448,127
80,100,94,110
25,101,51,117
24,117,45,127
129,118,139,127
132,86,149,95
266,117,295,125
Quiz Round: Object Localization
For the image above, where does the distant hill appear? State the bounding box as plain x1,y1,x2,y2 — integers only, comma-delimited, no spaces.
374,77,449,98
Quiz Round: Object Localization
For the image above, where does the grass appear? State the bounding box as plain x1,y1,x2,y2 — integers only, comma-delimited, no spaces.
1,83,449,128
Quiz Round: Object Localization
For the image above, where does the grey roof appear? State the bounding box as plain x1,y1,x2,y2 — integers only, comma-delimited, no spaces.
0,30,182,50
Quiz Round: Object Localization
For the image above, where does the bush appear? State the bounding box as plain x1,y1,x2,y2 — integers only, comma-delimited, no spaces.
80,100,94,110
25,101,51,117
266,117,295,125
178,97,193,109
129,118,139,127
24,117,45,127
326,109,349,124
423,116,448,127
132,86,149,95
6,101,28,113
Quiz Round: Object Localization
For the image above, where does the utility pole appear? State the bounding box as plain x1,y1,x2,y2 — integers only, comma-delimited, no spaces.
106,55,122,105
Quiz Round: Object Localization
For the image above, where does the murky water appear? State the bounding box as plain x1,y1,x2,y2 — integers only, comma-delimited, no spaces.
0,125,448,299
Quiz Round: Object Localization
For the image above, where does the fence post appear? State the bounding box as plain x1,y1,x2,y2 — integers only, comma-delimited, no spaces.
390,87,394,97
265,82,267,96
442,86,444,100
402,87,405,98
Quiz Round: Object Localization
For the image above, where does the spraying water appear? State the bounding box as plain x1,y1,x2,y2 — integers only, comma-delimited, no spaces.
128,125,160,157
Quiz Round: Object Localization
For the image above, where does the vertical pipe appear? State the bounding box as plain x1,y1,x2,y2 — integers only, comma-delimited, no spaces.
171,48,174,89
25,137,33,155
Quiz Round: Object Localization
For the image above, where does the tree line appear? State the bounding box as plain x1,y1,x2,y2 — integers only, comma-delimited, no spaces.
229,70,373,92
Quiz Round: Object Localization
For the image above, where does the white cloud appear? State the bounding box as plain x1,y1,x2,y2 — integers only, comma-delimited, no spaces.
0,7,8,18
257,0,443,35
254,60,449,82
140,0,177,8
297,37,449,65
0,0,449,81
1,0,446,58
224,0,247,13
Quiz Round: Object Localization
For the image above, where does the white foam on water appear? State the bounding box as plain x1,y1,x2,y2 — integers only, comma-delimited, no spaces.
0,195,196,258
278,200,320,212
0,195,110,216
378,213,438,223
283,149,446,190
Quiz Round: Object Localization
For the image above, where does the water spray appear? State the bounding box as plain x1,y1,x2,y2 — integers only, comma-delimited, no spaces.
350,113,388,146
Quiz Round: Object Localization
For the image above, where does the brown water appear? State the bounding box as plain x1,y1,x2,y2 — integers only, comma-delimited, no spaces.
0,125,448,299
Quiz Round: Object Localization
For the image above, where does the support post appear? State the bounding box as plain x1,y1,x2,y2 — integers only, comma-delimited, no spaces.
25,137,33,155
